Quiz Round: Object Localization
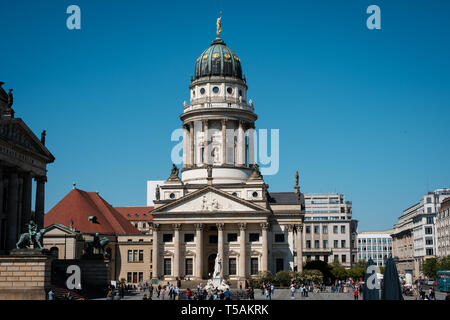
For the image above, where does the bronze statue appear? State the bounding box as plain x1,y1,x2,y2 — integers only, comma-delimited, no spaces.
155,185,160,200
7,89,13,108
41,130,46,145
295,171,299,187
171,164,179,177
84,232,111,259
207,164,213,178
16,220,46,250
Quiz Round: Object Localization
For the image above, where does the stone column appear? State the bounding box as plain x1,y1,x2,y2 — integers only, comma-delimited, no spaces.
182,125,188,168
203,120,209,165
237,121,245,167
173,223,181,278
261,222,269,272
221,120,227,165
21,172,32,232
6,170,19,250
189,122,195,167
34,176,46,229
248,125,255,166
217,223,224,276
0,165,3,217
296,224,303,272
195,223,204,279
238,222,247,279
151,224,160,279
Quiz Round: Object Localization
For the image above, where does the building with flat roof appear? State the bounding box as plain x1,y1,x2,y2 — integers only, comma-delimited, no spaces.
303,193,358,268
357,230,393,266
436,197,450,257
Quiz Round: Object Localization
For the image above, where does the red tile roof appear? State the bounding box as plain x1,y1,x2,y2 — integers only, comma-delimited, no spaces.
44,189,141,235
114,206,154,221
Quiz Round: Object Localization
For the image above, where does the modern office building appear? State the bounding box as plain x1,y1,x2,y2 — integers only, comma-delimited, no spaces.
357,230,393,266
303,193,358,268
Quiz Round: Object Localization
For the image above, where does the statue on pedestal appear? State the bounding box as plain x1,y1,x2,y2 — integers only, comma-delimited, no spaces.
16,220,46,250
84,232,111,259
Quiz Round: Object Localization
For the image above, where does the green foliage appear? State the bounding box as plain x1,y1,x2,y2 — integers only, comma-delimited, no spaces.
356,260,367,268
438,256,450,270
422,257,438,278
274,270,294,287
296,269,323,284
304,260,334,283
330,262,347,280
379,266,385,275
346,267,365,280
250,271,274,287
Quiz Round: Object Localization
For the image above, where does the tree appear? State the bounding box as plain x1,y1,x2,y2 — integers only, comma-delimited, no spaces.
422,257,438,278
438,256,450,270
304,260,334,284
249,271,274,288
330,262,347,280
356,260,367,268
347,267,365,280
274,270,294,287
297,269,323,284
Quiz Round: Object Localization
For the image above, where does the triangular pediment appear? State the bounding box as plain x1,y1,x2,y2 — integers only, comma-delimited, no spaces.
153,186,268,214
0,118,54,162
44,224,79,236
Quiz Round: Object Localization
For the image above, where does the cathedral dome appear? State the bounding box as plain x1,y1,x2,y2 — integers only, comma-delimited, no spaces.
194,38,243,81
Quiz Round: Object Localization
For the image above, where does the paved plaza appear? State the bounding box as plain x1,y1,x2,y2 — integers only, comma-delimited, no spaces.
95,288,448,301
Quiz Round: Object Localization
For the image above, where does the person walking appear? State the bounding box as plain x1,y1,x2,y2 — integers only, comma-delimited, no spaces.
224,288,231,300
353,288,359,300
48,289,54,300
114,292,121,300
299,285,304,297
291,284,296,299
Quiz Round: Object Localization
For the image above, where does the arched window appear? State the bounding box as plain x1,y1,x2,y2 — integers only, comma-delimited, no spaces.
50,247,59,258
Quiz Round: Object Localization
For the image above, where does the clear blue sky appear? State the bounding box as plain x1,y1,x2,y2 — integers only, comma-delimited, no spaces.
1,0,449,231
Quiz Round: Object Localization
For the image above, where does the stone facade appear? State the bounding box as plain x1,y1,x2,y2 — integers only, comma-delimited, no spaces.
303,194,358,268
436,197,450,257
148,33,305,288
0,81,54,254
0,250,53,300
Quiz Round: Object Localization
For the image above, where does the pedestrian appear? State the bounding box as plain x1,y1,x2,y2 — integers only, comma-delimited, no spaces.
225,288,231,300
186,288,191,300
299,285,303,297
114,292,121,300
353,288,359,300
142,294,148,300
291,285,296,299
48,289,54,300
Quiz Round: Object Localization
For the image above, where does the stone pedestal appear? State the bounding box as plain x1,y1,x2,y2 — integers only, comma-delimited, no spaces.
0,249,54,300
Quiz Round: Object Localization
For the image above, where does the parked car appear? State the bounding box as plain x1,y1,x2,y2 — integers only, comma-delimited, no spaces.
426,279,435,286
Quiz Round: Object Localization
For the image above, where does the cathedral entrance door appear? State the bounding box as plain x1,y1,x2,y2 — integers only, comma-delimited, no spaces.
207,254,217,277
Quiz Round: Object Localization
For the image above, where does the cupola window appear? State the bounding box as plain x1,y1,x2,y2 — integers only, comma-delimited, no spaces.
213,87,219,94
227,87,233,94
200,88,205,95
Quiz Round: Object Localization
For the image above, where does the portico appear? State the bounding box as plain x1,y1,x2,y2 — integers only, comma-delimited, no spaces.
0,82,55,253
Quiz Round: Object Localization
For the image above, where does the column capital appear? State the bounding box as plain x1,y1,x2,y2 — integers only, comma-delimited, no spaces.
260,222,270,230
238,222,247,231
173,223,182,230
216,223,224,231
286,224,295,232
221,119,227,126
295,224,303,232
35,175,47,183
151,223,160,231
194,223,204,231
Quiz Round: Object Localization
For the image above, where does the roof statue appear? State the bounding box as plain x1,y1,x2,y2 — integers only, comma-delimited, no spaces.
167,163,181,182
216,12,222,38
41,130,46,145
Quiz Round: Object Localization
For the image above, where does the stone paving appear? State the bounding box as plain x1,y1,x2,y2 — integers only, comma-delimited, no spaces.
94,287,448,301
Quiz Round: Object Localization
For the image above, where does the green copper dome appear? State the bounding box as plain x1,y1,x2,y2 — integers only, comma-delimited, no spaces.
194,38,243,80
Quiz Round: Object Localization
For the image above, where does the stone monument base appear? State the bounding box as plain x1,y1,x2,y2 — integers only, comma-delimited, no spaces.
0,249,54,300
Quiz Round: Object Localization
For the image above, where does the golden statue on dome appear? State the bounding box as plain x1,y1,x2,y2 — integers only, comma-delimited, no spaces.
216,12,222,38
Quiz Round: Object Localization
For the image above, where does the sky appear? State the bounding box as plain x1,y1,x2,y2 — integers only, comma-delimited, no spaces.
1,0,449,231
